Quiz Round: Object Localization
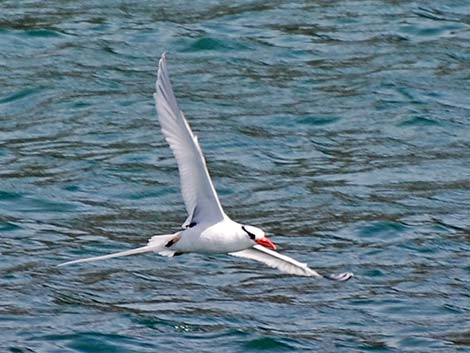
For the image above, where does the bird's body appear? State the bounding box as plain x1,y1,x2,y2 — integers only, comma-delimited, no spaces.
58,53,353,282
170,220,253,254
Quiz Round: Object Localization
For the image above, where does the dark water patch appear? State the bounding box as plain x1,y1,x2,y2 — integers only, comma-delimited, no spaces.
243,336,295,351
186,37,250,52
357,221,408,239
0,190,23,200
433,330,470,346
398,116,441,127
35,332,149,353
0,221,21,232
23,29,64,38
299,115,340,126
0,87,43,104
414,6,470,24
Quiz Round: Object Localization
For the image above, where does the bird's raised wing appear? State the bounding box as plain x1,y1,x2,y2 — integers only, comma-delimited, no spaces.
154,53,226,227
230,245,353,281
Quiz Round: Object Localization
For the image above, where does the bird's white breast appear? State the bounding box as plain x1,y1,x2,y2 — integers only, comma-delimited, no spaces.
174,220,252,254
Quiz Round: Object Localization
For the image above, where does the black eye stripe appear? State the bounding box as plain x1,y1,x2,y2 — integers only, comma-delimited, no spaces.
242,226,256,240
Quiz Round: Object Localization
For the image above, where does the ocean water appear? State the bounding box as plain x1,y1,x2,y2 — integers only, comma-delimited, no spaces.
1,1,469,352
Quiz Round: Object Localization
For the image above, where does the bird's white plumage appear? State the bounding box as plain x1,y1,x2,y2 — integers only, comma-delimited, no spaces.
57,233,177,267
154,53,226,228
230,245,323,277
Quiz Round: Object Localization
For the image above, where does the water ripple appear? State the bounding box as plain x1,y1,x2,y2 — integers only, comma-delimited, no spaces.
1,1,469,352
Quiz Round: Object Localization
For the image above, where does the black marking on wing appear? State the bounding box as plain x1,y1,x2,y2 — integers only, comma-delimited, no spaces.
184,205,202,229
165,238,178,248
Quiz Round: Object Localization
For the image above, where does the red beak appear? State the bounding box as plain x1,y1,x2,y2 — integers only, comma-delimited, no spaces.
255,237,277,251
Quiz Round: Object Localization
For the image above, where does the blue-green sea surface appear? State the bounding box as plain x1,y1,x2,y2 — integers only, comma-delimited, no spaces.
1,1,469,352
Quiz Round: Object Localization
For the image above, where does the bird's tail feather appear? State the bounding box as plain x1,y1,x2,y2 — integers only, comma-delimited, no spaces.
58,233,177,267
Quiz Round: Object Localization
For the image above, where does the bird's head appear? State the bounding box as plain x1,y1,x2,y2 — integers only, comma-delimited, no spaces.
242,225,277,251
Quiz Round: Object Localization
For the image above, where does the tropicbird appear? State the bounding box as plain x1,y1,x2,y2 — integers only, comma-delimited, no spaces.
58,53,353,281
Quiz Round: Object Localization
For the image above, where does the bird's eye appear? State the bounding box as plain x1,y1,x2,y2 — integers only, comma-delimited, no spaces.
242,226,256,240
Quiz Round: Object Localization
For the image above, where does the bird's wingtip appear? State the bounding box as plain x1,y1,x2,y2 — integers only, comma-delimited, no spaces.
325,271,354,282
56,258,88,267
159,51,168,68
57,260,73,267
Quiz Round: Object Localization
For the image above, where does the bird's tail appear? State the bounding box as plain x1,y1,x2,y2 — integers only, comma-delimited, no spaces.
57,233,178,267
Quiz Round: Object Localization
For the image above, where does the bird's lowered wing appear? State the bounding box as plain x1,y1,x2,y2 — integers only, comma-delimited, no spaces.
230,245,353,281
154,53,226,227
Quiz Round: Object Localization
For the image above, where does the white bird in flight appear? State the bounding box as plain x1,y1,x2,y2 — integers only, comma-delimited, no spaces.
59,53,353,281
